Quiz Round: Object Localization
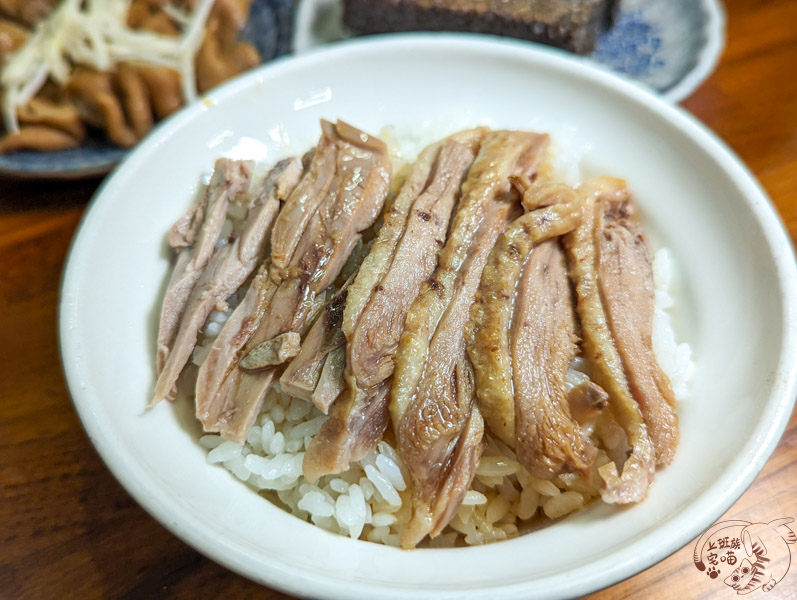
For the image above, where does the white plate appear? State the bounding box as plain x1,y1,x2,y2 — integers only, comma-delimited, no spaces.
59,35,797,599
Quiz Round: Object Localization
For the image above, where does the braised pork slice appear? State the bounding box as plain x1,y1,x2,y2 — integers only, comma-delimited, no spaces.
152,158,301,405
302,130,487,482
391,130,549,548
278,283,349,410
198,121,391,442
155,158,253,378
512,239,597,479
467,183,582,447
563,178,655,504
597,198,679,464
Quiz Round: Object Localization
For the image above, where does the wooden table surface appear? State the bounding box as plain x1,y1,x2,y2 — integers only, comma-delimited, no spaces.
2,1,796,598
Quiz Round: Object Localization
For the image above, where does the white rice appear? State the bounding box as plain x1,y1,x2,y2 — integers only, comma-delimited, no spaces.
652,248,695,398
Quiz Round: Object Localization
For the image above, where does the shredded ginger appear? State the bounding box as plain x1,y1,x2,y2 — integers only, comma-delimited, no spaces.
1,0,215,133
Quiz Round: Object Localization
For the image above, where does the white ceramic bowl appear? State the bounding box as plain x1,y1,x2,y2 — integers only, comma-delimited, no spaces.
59,35,797,599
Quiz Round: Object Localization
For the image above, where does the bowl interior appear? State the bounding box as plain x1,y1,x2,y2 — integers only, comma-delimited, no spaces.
59,35,797,599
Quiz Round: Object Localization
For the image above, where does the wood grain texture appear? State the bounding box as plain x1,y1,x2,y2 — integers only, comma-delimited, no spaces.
1,1,796,597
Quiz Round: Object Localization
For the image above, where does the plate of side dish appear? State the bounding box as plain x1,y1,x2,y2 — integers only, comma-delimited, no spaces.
59,35,797,599
0,0,294,179
293,0,726,103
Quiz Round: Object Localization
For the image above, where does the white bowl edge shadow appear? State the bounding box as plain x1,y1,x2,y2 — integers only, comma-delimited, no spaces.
58,35,797,600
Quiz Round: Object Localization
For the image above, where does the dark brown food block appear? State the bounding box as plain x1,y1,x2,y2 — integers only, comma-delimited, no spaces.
343,0,620,55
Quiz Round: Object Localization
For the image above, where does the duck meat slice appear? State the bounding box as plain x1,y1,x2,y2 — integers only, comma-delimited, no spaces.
511,239,598,479
596,196,679,464
195,263,272,427
302,129,486,482
349,130,486,389
563,177,655,504
240,332,302,370
341,128,487,343
391,131,549,428
155,158,253,377
152,157,301,404
199,121,391,442
268,121,341,271
278,282,349,408
312,345,346,411
194,121,372,429
467,182,581,447
397,199,516,549
390,130,549,549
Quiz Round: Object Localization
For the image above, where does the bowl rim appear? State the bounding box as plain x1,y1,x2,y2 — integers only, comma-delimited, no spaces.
59,33,797,599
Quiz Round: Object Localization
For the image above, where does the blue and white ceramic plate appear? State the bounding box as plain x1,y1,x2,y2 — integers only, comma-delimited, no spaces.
293,0,726,104
0,0,294,179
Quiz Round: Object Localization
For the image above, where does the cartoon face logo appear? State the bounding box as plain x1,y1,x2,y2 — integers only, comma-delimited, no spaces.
694,518,796,594
725,558,761,593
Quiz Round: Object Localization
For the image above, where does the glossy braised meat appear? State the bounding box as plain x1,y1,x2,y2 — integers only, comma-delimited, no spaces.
562,177,656,504
196,120,390,442
155,158,253,386
468,183,582,445
596,195,679,464
390,130,550,548
397,200,514,548
512,239,597,479
467,183,596,480
279,283,349,411
302,129,486,482
153,157,301,404
195,123,348,426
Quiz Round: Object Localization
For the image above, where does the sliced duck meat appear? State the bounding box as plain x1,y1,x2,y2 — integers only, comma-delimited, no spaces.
348,131,486,389
312,345,346,411
562,177,655,504
567,380,609,429
391,131,549,423
467,183,582,447
195,122,370,429
240,332,301,370
279,283,350,409
155,158,253,378
195,263,274,427
152,157,301,404
198,121,391,442
596,196,679,464
341,128,487,341
511,239,597,479
466,184,595,480
268,121,339,271
397,199,516,549
302,129,486,482
391,130,549,548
